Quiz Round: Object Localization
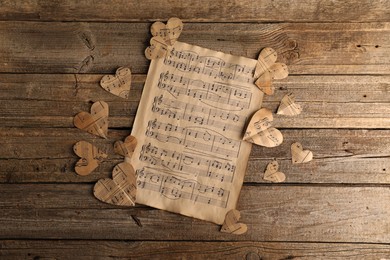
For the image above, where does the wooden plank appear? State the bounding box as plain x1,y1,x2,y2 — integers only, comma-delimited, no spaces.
0,128,389,184
2,240,390,259
0,184,389,243
1,74,389,129
1,22,389,74
1,0,389,23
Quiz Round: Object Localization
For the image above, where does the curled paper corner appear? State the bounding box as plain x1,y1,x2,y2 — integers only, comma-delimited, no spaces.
73,141,108,176
151,17,183,46
100,67,132,99
94,162,137,206
253,47,289,95
263,160,286,183
291,142,313,164
243,108,283,147
220,209,248,235
114,135,137,158
277,93,302,116
73,101,109,139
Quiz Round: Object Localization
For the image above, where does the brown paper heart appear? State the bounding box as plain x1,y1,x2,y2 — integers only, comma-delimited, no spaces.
73,141,108,176
254,48,288,95
277,93,302,116
74,101,109,139
243,108,283,147
151,17,183,46
220,209,247,235
291,142,313,164
93,162,137,206
114,135,137,158
145,36,170,60
100,67,132,99
263,160,286,183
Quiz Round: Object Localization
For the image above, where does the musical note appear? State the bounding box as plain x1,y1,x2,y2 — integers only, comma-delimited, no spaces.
137,168,230,208
130,40,263,224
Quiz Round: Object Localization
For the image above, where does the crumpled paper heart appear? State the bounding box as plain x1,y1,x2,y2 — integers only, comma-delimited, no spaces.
254,48,288,95
263,160,285,183
114,135,137,159
100,67,132,99
277,93,302,116
73,141,108,176
151,17,183,46
291,142,313,164
73,101,109,139
145,36,170,60
243,108,283,147
93,162,137,206
220,209,247,235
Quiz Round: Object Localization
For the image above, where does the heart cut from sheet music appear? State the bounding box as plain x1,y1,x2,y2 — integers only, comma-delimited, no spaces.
114,135,137,159
145,36,170,60
277,93,302,116
263,160,285,183
291,142,313,164
100,67,132,99
93,162,137,206
151,17,183,46
254,47,288,95
73,101,109,139
73,141,108,176
243,108,283,147
220,209,247,235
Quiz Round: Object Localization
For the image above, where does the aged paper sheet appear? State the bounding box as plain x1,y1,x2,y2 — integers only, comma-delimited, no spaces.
131,42,263,224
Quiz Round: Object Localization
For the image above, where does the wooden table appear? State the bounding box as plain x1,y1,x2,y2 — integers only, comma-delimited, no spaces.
1,1,390,258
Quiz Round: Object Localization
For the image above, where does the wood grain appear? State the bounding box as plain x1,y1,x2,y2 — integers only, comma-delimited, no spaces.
1,0,389,254
1,74,389,129
1,22,389,74
0,184,389,243
1,0,389,22
1,240,390,259
0,128,389,184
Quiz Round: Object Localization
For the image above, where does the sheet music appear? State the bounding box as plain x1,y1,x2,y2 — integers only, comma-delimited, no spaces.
131,42,263,224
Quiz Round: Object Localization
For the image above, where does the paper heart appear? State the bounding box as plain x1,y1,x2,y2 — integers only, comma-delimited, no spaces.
220,209,247,235
254,48,288,95
74,101,109,139
100,67,132,99
291,142,313,164
73,141,108,176
93,162,137,206
263,160,285,183
243,108,283,147
145,36,170,60
277,93,302,116
114,135,137,158
151,17,183,46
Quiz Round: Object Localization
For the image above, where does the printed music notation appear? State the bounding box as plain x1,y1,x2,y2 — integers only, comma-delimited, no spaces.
165,48,254,84
138,167,230,208
145,119,241,158
130,41,262,224
152,95,246,133
158,71,252,110
140,142,235,183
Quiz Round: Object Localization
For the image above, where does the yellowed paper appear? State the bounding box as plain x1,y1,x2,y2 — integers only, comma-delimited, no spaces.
263,160,285,182
220,209,247,235
277,93,302,116
291,142,313,164
93,162,137,206
131,41,263,224
73,101,109,139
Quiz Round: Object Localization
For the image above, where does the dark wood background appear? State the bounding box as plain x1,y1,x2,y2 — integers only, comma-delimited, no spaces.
1,0,390,259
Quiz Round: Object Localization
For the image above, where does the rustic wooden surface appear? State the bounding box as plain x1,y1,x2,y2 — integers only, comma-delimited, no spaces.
0,1,389,259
